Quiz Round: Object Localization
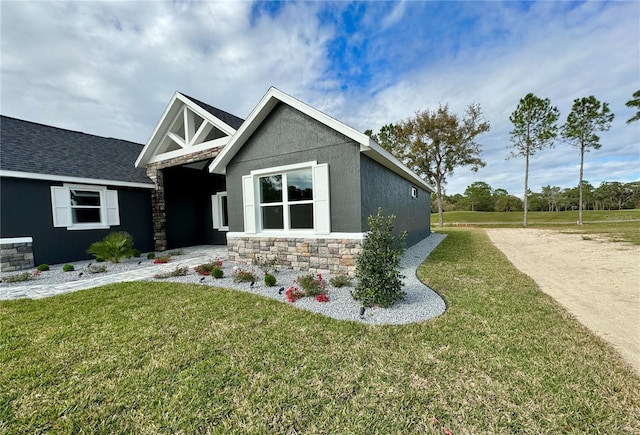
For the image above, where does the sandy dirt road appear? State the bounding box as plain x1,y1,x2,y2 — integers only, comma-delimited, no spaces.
485,228,640,374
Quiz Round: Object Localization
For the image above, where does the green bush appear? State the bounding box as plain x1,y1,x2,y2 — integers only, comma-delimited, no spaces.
62,264,75,272
132,249,141,258
194,262,221,275
330,275,352,288
87,232,136,263
168,249,183,256
147,252,156,260
296,273,327,297
232,268,258,283
352,209,406,308
154,266,189,279
211,268,224,279
264,273,277,287
3,272,31,283
36,264,49,271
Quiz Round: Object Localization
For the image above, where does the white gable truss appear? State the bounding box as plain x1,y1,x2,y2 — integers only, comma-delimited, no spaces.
135,92,238,167
209,87,435,193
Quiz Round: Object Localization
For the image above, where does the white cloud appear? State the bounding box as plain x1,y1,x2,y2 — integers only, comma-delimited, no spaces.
1,1,637,198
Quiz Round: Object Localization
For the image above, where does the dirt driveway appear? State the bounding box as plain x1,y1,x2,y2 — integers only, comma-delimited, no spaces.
485,228,640,374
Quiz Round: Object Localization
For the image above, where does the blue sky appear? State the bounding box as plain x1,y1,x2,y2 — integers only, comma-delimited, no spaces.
1,0,638,196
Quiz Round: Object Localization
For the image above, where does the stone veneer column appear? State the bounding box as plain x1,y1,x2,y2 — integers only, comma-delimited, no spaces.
146,163,167,252
0,238,34,272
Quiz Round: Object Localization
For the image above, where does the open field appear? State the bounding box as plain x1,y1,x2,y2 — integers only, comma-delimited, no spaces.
2,229,638,433
432,209,640,244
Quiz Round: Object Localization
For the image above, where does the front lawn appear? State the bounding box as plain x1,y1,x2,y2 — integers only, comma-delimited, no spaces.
1,229,638,433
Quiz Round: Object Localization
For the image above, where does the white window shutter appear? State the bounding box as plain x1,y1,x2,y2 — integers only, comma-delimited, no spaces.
242,175,256,234
212,195,220,229
105,190,120,226
313,163,330,235
50,186,70,227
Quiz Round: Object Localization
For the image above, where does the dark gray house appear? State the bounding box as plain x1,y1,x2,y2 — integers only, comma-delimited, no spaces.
136,87,434,275
1,87,433,275
0,116,155,270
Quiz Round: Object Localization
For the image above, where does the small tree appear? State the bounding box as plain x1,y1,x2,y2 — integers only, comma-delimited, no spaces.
399,104,490,227
561,96,614,225
87,231,136,263
352,209,407,308
509,93,559,227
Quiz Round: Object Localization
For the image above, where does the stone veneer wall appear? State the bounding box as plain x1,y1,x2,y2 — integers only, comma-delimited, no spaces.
146,148,221,252
1,239,34,273
227,236,363,276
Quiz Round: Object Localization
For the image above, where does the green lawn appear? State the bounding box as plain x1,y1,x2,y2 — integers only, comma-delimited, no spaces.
432,209,640,244
2,229,639,433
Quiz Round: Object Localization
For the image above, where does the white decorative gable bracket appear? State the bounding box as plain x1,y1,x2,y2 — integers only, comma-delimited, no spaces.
135,92,239,168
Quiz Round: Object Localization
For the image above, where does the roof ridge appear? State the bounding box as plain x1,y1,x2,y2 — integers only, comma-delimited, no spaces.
177,92,244,129
0,114,144,147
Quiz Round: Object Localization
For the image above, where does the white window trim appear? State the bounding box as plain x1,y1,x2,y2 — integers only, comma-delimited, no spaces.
242,161,330,236
212,191,229,231
50,183,120,230
258,172,314,233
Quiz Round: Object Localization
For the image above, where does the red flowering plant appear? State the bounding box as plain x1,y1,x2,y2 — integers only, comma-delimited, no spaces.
153,254,171,264
315,293,329,303
285,286,303,303
194,260,222,276
295,273,327,297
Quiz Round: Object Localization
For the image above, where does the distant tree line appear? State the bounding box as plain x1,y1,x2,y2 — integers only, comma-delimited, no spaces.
434,180,640,213
366,90,638,226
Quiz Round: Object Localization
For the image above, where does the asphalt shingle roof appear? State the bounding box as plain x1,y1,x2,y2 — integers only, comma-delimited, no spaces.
178,93,244,130
0,115,152,185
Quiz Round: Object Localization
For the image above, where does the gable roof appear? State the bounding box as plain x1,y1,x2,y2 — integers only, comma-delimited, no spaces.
135,92,244,167
209,87,434,193
0,115,153,188
179,93,244,130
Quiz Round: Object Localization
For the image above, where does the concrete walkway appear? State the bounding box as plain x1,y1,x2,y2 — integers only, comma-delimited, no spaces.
1,246,228,300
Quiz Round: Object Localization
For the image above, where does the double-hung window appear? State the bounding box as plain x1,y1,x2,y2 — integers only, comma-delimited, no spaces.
259,170,314,230
242,161,330,235
51,184,119,230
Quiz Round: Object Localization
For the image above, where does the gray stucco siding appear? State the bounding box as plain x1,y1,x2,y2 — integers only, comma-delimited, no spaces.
0,177,153,265
225,103,363,233
360,154,431,247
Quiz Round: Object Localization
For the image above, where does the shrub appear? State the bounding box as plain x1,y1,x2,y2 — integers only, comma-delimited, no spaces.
232,268,258,283
211,267,224,279
168,249,183,256
352,209,406,308
330,275,352,288
154,266,189,279
3,272,31,283
254,255,277,274
264,273,277,287
153,254,171,264
132,249,141,258
88,264,107,274
315,293,330,303
87,231,136,263
36,264,50,271
62,264,75,272
147,252,156,260
195,261,222,276
285,286,303,302
296,273,327,297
